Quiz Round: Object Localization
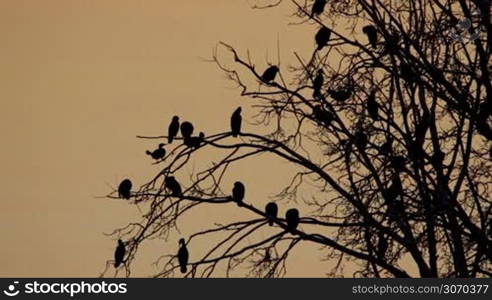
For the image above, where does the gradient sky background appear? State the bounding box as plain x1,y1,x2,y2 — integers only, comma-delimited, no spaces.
0,0,418,277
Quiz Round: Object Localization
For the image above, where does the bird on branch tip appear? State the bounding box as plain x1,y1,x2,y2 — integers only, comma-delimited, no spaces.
328,87,352,102
315,26,331,51
379,137,393,156
146,143,166,160
265,202,278,226
313,69,324,98
114,239,125,268
165,176,182,197
230,107,242,137
354,129,369,151
168,116,180,144
177,238,189,274
118,179,132,200
232,181,245,206
261,66,279,83
285,208,300,234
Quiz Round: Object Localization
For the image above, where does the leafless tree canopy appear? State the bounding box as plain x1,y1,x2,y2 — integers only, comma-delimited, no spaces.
103,0,492,278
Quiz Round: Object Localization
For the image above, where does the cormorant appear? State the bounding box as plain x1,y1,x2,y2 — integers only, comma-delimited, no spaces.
232,181,245,206
177,238,189,274
114,239,125,268
265,202,278,226
313,70,324,98
146,143,166,160
312,105,333,126
388,174,403,197
311,0,327,18
362,25,378,48
165,176,182,197
328,88,352,102
168,116,180,144
285,208,300,233
261,66,279,83
376,232,388,258
366,89,379,121
180,121,194,141
188,132,205,149
118,179,132,200
315,26,331,50
230,107,242,137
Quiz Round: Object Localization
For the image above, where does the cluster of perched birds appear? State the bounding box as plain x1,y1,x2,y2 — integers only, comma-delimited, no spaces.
111,0,492,273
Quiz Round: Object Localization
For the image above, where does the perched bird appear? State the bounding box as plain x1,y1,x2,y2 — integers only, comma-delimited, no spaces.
232,181,245,206
376,232,388,259
118,179,132,200
366,89,379,121
168,116,180,144
312,105,333,126
165,176,182,197
146,143,166,160
328,88,352,102
388,174,403,198
354,130,368,151
285,208,300,234
362,25,378,48
188,132,205,149
180,121,194,141
114,239,125,268
261,66,279,83
315,26,331,50
230,107,242,137
177,238,189,274
311,0,327,18
382,33,400,55
477,121,492,140
313,70,324,98
379,137,393,156
265,202,278,226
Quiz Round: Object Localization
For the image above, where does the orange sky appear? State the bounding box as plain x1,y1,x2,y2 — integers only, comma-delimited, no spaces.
0,0,345,277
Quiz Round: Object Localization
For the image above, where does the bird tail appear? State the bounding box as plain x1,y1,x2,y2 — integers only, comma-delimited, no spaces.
232,132,238,137
168,136,173,144
180,265,187,274
268,219,274,226
114,262,120,268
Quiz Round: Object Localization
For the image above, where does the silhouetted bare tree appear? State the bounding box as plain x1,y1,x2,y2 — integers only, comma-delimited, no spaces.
103,0,492,278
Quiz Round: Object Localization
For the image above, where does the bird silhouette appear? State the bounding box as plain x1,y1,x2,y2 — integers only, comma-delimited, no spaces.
285,208,300,233
146,143,166,160
168,116,180,144
366,89,379,121
230,107,242,137
313,70,324,98
261,66,279,83
114,239,125,268
328,87,352,102
177,238,189,274
165,176,182,197
388,174,403,198
477,121,492,140
263,249,271,263
265,202,278,226
188,132,205,149
311,0,327,18
379,137,393,156
312,105,333,126
362,25,378,48
382,33,400,55
118,179,132,200
400,63,417,84
354,129,368,151
232,181,245,206
376,232,388,258
315,26,331,50
180,121,194,141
